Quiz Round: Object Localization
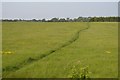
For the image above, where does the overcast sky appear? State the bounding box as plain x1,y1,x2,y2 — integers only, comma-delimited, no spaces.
2,2,118,19
1,0,119,2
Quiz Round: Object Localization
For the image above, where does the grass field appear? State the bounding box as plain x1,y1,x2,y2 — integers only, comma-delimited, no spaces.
2,22,118,78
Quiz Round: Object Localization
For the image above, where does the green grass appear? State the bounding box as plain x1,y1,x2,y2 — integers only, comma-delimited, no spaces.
0,22,1,50
2,22,118,78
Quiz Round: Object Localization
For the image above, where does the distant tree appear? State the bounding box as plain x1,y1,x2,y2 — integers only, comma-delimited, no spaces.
19,19,22,21
38,19,42,22
32,19,37,22
66,18,70,22
69,19,73,22
42,19,46,22
51,18,59,22
118,17,120,22
13,19,18,22
59,18,66,22
2,16,119,22
77,17,83,22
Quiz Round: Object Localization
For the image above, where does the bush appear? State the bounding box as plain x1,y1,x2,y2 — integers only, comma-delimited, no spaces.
69,65,91,80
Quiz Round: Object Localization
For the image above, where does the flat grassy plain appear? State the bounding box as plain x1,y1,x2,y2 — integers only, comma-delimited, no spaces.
2,22,118,78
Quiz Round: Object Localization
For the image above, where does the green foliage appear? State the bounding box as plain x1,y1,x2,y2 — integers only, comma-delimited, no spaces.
69,65,91,80
2,16,119,22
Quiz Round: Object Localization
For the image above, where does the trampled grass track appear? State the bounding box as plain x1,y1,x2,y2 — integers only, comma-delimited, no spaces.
3,22,90,74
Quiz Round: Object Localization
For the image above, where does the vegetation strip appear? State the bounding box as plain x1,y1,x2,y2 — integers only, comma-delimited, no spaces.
3,22,90,73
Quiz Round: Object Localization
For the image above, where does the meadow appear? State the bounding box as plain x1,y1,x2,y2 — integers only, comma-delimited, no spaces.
2,22,118,78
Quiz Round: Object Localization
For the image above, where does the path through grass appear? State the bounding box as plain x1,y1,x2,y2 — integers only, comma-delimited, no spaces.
2,22,118,78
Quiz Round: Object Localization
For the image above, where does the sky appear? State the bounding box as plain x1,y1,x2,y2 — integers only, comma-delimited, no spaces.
2,1,119,19
1,0,119,2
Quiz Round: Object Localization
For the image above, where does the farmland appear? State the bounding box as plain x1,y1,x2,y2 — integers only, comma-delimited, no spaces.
2,22,118,78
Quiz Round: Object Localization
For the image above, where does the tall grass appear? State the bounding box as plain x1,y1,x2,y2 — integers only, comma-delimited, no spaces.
2,22,118,78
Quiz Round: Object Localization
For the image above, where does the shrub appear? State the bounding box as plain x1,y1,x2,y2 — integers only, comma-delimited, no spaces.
69,65,91,80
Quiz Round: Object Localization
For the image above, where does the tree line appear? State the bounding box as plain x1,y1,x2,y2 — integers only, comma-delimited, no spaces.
2,16,120,22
